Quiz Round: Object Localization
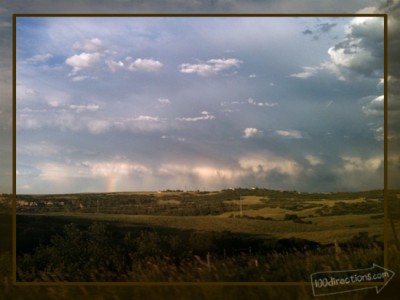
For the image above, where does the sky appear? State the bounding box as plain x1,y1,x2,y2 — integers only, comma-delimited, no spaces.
14,16,385,194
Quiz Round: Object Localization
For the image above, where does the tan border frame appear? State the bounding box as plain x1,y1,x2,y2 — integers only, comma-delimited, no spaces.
12,13,388,286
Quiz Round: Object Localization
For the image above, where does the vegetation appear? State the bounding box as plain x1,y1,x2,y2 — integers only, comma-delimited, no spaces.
0,190,398,298
13,188,388,282
17,220,382,282
16,188,383,216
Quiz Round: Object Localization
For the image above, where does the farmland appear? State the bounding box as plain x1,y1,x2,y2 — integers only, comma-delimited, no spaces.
15,188,390,282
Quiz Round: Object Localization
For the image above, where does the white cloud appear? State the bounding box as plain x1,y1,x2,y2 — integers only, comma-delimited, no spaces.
133,115,159,121
126,58,163,72
276,129,303,139
69,104,100,113
106,60,124,72
65,52,102,74
247,97,278,107
24,88,37,95
243,128,259,138
328,17,384,78
192,166,242,181
180,58,242,76
239,153,301,177
249,74,256,78
305,155,323,166
291,17,383,81
158,98,171,104
112,116,166,134
158,163,243,186
47,99,63,107
290,66,321,79
372,126,384,141
71,75,97,82
25,53,53,64
87,161,151,177
340,155,383,173
73,38,103,53
361,95,384,116
177,111,215,122
37,162,89,180
27,160,150,193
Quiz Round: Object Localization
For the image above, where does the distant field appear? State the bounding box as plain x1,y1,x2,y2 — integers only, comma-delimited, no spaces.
304,198,379,206
14,188,393,282
18,210,385,244
16,188,386,245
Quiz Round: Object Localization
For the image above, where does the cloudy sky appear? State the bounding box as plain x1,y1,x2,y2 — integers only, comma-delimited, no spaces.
15,16,384,194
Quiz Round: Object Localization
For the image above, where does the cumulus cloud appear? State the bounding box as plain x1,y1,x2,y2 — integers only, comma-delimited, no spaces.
328,17,384,78
177,111,215,122
65,52,102,74
238,153,301,178
243,128,259,138
361,95,384,116
179,58,242,76
73,38,103,53
276,129,303,139
339,155,383,173
106,57,163,73
126,57,163,72
292,17,383,81
106,59,125,72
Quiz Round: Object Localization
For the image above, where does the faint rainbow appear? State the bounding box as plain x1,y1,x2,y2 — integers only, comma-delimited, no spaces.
107,175,118,193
